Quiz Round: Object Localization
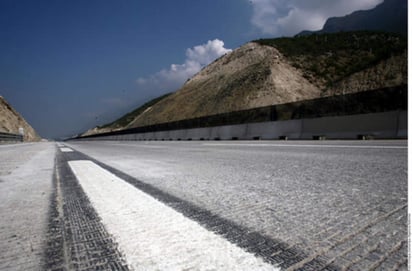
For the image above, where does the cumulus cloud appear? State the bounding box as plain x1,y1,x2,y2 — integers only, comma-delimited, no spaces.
137,39,232,94
250,0,384,36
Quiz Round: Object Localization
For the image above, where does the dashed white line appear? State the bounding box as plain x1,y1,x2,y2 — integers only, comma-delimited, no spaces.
68,160,278,271
60,147,73,152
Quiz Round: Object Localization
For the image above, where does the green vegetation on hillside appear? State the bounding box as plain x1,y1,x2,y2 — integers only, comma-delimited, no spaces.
99,93,172,129
254,31,406,88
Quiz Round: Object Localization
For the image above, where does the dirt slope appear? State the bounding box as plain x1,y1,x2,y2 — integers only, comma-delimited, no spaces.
0,96,41,141
128,42,321,127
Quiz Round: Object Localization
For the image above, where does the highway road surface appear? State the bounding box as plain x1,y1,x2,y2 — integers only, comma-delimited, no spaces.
0,140,407,270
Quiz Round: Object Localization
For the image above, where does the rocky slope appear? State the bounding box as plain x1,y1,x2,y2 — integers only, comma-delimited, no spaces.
82,93,172,136
127,42,321,128
0,96,41,141
257,31,407,93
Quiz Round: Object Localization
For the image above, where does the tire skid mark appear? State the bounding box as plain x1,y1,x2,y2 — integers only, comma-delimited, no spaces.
62,148,340,270
44,149,128,270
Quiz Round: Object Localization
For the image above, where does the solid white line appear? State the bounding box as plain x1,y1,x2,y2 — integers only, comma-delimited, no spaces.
203,143,407,149
60,147,73,152
68,160,278,271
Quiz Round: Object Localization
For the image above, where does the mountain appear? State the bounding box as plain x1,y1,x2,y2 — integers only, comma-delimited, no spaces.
83,31,407,136
298,0,407,36
0,96,41,141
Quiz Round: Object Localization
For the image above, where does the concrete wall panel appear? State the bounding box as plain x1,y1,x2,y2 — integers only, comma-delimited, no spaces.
217,124,247,140
77,111,407,142
301,111,401,139
397,111,408,138
246,120,303,140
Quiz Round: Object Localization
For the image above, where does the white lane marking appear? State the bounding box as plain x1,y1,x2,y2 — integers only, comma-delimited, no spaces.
105,143,165,149
68,160,278,271
60,147,73,152
203,143,407,149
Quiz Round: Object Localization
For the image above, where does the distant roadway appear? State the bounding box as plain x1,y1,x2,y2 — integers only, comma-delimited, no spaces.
0,140,407,270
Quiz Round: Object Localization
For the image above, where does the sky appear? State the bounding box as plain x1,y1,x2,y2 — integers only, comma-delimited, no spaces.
0,0,383,139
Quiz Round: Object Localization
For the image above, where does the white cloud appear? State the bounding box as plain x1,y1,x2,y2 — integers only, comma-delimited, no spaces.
249,0,384,36
137,39,232,94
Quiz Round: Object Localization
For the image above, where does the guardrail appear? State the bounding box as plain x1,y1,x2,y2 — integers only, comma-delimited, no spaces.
0,132,23,143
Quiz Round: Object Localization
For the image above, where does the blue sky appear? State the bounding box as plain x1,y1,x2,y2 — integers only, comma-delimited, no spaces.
0,0,383,139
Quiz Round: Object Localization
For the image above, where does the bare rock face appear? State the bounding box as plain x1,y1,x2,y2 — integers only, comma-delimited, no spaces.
0,96,41,141
128,42,322,127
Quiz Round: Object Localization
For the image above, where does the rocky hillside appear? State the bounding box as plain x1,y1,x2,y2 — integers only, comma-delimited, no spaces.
82,93,172,136
84,31,407,135
256,31,407,94
0,96,41,141
127,42,321,128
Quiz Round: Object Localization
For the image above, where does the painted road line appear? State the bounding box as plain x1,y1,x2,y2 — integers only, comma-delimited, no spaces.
60,147,73,152
105,142,166,149
68,160,278,271
46,153,129,270
203,143,407,149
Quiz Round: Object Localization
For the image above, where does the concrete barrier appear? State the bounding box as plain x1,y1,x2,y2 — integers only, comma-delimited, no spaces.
75,110,407,141
300,111,403,139
397,111,408,138
246,120,303,140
